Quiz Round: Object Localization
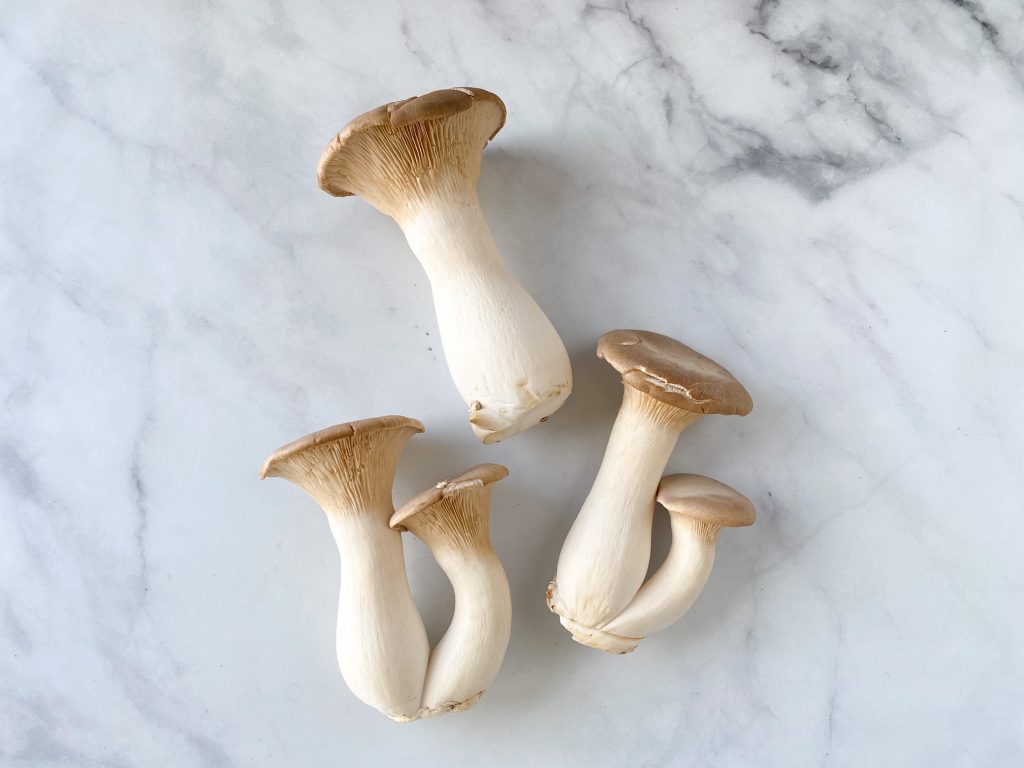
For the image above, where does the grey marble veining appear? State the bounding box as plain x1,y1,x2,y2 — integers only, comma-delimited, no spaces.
2,0,1022,765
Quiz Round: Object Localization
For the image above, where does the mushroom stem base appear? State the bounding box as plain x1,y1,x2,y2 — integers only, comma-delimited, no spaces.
419,690,486,720
559,616,641,655
471,384,571,444
387,690,486,723
546,581,642,654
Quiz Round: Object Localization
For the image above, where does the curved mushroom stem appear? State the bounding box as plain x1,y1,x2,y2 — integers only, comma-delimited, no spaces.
549,385,699,645
399,201,571,443
600,517,718,643
260,419,429,722
391,466,511,718
421,545,510,716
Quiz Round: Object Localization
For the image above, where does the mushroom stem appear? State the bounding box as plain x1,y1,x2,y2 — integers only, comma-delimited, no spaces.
422,545,509,716
260,418,429,722
550,386,699,634
600,517,717,641
324,509,431,719
398,201,571,443
391,465,511,718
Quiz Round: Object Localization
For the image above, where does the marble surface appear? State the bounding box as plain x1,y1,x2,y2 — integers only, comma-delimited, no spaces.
2,0,1023,765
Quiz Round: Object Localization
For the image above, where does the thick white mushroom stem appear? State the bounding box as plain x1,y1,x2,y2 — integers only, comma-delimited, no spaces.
260,418,429,722
391,465,511,719
401,201,571,443
599,518,718,644
318,88,572,443
549,386,699,642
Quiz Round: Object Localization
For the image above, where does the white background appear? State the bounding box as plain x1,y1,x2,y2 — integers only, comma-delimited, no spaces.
2,1,1023,765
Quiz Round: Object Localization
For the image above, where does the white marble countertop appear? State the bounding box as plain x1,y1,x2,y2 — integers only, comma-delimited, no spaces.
3,1,1023,765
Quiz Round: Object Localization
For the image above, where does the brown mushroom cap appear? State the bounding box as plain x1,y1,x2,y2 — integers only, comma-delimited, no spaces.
390,463,508,530
259,416,424,479
656,474,755,528
317,87,506,199
597,330,753,416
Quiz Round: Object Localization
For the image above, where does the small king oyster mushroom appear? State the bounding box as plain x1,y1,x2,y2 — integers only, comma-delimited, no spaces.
391,463,511,718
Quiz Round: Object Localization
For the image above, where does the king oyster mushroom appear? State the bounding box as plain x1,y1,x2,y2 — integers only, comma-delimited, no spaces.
548,330,753,653
260,417,429,721
391,464,511,718
318,87,572,444
600,474,755,653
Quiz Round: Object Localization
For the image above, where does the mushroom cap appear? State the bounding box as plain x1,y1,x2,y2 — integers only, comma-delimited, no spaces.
656,474,755,528
317,87,506,198
259,416,424,479
597,330,753,416
390,463,509,530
